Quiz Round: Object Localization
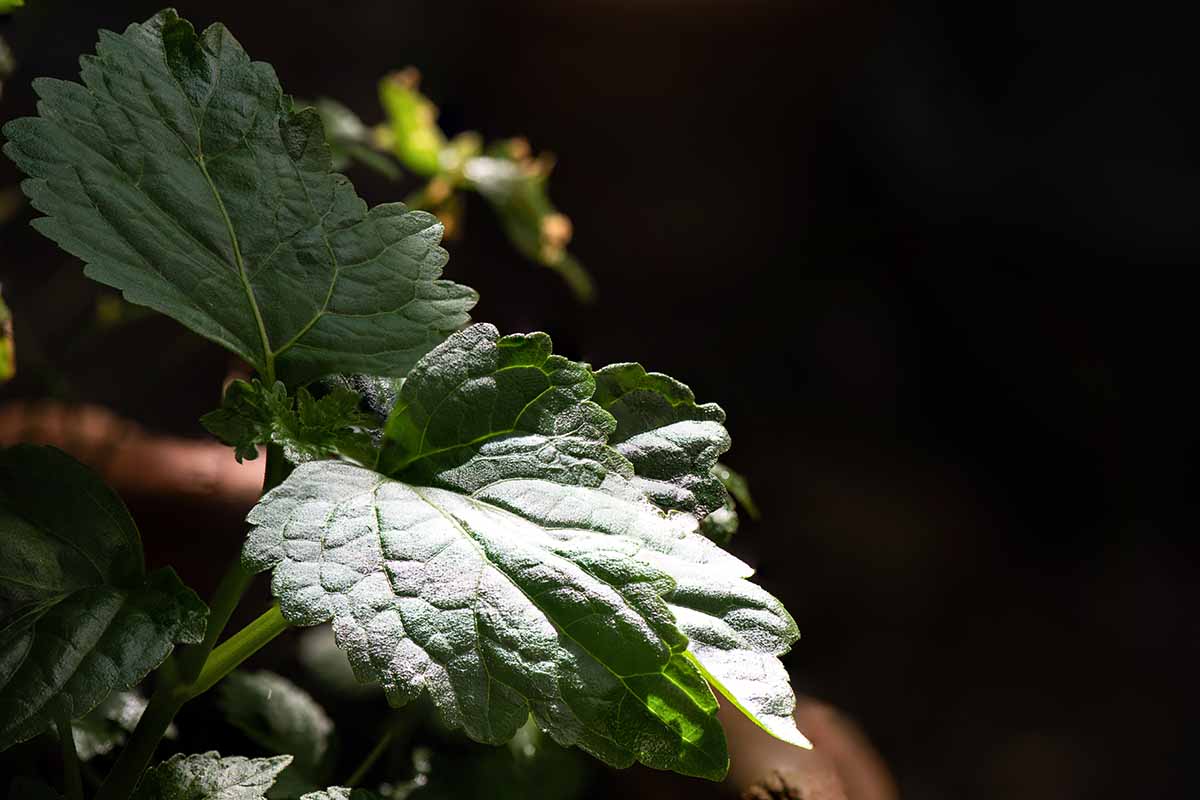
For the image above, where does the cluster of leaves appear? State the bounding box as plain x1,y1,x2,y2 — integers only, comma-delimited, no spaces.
315,69,593,301
0,8,803,798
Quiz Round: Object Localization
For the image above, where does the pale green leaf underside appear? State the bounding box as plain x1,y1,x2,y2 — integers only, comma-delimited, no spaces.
0,446,207,751
1,10,476,385
244,460,729,781
133,752,293,800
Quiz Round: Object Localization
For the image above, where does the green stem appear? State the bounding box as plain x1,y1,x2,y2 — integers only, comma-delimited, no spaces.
176,557,253,684
185,603,289,699
345,725,396,787
56,709,84,800
94,604,289,800
94,681,183,800
95,445,292,800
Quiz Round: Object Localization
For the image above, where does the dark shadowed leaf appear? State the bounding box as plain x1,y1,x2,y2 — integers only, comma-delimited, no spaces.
0,446,207,751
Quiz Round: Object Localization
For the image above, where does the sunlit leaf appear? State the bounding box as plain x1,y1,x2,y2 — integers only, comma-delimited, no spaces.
132,752,292,800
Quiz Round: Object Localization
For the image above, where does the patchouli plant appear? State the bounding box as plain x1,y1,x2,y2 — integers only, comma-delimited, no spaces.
0,10,805,799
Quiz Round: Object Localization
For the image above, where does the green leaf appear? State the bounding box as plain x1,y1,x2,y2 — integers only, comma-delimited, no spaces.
218,671,335,796
244,328,730,780
0,1,25,14
300,789,383,800
591,367,807,748
69,689,175,761
378,69,447,177
0,445,208,751
465,149,593,302
592,363,731,519
377,323,625,483
132,752,292,800
202,379,376,465
2,10,476,386
244,460,728,781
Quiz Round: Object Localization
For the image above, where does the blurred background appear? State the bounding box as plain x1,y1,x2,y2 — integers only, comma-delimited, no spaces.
1,1,1195,798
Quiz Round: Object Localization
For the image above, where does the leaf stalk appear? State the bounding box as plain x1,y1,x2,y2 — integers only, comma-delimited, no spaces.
94,445,291,800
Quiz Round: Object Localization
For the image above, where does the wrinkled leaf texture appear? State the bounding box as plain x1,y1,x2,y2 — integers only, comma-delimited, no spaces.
1,10,476,386
246,325,807,781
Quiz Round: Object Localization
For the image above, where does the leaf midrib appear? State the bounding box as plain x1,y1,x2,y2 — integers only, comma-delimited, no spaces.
407,484,721,765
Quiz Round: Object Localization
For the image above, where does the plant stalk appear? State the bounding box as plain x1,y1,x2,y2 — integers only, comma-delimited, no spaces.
95,445,292,800
185,603,289,699
94,603,289,800
56,709,84,800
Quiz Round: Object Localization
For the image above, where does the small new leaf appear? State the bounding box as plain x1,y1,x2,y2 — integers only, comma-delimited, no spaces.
0,445,207,751
132,752,292,800
2,10,476,385
218,671,335,796
202,379,375,465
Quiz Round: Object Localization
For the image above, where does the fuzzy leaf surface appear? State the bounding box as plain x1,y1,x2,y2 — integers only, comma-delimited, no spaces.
245,327,729,780
592,363,730,518
244,460,728,780
132,752,292,800
591,366,806,747
378,323,626,485
1,10,476,385
0,445,207,751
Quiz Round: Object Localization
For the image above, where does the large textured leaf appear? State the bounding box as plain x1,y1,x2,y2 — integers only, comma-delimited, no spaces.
132,752,292,800
244,461,728,780
218,670,335,797
378,323,626,484
592,365,806,747
244,326,806,775
1,10,476,386
592,363,730,518
0,445,207,751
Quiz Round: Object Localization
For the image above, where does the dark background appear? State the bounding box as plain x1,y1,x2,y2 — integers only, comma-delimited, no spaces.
1,2,1195,798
